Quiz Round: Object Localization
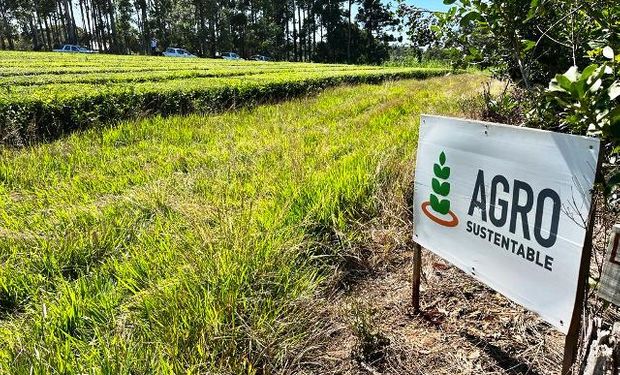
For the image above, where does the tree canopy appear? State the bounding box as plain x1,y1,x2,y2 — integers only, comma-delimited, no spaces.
0,0,409,63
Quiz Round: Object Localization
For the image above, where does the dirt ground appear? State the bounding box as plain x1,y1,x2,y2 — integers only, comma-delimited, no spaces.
307,245,564,375
296,198,572,374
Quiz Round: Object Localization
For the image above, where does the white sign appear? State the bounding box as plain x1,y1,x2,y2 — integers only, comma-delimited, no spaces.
413,115,599,333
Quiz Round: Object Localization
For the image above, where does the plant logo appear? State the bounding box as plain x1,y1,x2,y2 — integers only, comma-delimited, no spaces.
421,151,459,227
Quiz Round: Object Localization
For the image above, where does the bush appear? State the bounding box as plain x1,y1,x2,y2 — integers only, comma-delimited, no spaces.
0,65,451,147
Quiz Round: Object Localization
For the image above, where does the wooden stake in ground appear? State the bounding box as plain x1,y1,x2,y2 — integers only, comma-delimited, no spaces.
562,151,601,375
562,213,594,375
411,242,422,313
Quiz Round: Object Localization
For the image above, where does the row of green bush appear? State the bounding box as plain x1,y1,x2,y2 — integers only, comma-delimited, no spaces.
0,69,450,147
1,66,387,87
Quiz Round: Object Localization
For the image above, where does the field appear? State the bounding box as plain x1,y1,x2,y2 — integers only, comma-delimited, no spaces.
0,67,488,374
0,52,451,146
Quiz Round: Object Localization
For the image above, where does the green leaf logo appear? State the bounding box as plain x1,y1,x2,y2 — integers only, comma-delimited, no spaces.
431,152,451,214
422,151,459,227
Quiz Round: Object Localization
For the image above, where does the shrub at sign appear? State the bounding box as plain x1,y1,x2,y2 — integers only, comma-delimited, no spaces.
414,115,599,333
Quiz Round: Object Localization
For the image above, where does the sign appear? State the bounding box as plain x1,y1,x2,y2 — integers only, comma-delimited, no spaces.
413,115,600,333
598,225,620,305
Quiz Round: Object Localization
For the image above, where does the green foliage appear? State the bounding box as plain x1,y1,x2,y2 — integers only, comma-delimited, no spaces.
439,0,620,86
547,61,618,137
384,45,454,69
395,2,440,56
2,0,404,64
350,306,390,370
0,51,452,146
544,49,619,194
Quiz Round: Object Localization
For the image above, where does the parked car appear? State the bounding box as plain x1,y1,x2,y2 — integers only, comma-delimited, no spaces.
52,44,96,53
220,52,243,60
249,55,272,61
163,47,197,58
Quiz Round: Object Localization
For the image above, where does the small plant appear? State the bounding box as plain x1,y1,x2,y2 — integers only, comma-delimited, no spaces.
350,307,391,369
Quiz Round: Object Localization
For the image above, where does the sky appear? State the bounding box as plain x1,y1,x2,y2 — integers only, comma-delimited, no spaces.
402,0,450,12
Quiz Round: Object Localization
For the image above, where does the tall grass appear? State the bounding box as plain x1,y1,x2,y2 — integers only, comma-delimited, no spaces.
0,74,487,374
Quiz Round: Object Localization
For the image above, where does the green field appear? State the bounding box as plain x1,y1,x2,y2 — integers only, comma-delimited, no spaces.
0,70,486,373
0,52,451,146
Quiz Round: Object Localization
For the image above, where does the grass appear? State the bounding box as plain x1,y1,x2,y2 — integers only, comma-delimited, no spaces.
0,73,487,374
0,51,452,146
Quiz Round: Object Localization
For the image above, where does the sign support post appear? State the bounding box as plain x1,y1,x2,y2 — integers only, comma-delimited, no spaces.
561,150,601,375
561,206,595,375
411,241,422,313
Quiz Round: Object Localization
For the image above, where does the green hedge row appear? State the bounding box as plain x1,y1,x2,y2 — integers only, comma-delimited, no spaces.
0,69,450,147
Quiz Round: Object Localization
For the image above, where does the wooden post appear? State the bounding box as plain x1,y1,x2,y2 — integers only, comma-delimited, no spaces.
561,216,594,375
412,242,422,313
562,148,601,375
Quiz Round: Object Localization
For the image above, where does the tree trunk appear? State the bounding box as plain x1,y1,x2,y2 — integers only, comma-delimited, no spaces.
209,14,216,57
312,3,316,56
29,16,40,50
107,0,118,52
139,0,149,54
97,3,108,51
0,11,15,49
36,12,49,49
292,0,297,61
510,33,531,89
43,16,55,47
285,11,289,60
67,0,77,44
298,4,303,60
347,0,351,63
78,0,90,49
197,1,207,56
59,0,73,43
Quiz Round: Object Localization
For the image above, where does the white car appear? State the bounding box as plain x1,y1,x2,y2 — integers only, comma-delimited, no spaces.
163,47,197,58
220,52,243,60
53,44,96,53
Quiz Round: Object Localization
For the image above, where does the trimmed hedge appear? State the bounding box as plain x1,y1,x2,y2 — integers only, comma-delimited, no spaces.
0,69,450,146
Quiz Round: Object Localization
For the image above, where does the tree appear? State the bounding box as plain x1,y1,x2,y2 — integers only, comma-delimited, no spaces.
0,0,398,64
356,0,397,63
396,3,439,61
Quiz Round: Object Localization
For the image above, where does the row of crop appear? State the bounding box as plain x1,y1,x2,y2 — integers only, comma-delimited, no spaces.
0,69,450,146
2,67,442,98
0,66,387,86
0,65,188,76
0,53,352,70
0,61,351,76
0,65,267,78
0,58,351,68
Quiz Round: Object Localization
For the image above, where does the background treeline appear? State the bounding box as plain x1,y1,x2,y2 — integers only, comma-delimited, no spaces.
0,0,443,63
